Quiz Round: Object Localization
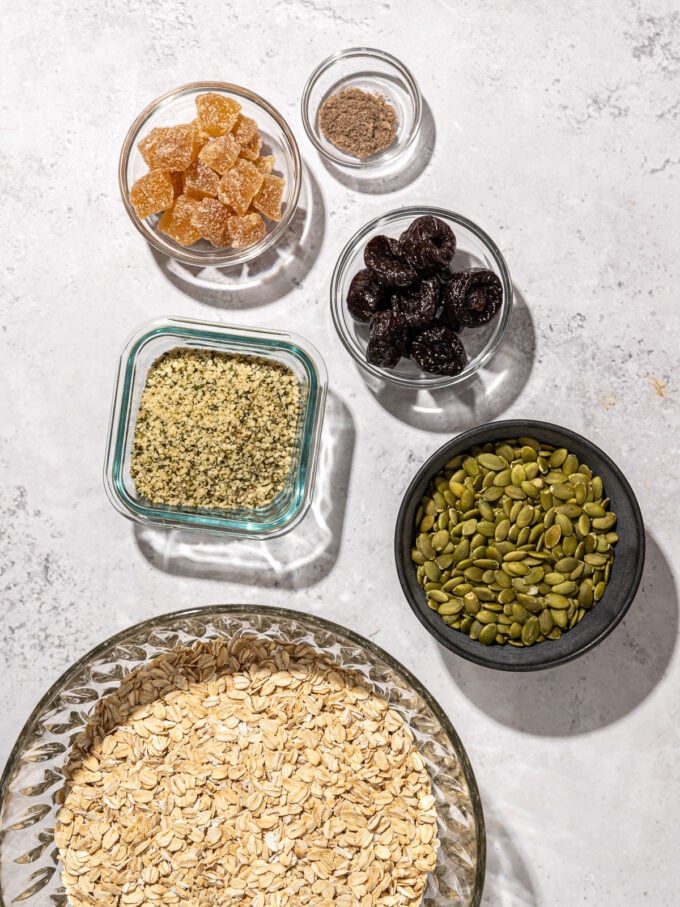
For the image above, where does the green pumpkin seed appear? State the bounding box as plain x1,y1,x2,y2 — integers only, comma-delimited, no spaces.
429,590,449,604
511,464,527,485
545,593,570,609
551,609,569,628
551,483,574,501
424,562,442,582
555,512,574,536
479,623,498,645
549,448,568,467
439,599,464,615
544,524,562,548
522,617,540,645
545,572,566,585
551,581,577,596
493,469,512,487
593,513,617,530
498,588,517,604
477,609,498,625
538,609,554,634
432,529,450,551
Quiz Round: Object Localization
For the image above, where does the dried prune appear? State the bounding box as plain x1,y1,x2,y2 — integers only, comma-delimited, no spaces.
392,277,440,328
410,325,467,376
366,310,407,368
364,235,417,287
400,216,456,273
347,268,387,322
442,268,502,327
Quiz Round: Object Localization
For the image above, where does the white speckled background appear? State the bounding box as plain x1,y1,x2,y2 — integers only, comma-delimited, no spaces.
1,1,679,904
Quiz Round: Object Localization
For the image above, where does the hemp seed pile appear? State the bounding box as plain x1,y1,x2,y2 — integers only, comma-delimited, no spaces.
55,638,439,906
130,348,301,511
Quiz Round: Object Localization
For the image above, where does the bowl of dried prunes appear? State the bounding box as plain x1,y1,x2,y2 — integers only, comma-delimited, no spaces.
330,206,513,388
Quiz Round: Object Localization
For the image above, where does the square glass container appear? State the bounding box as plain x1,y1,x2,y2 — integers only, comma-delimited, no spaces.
104,317,327,538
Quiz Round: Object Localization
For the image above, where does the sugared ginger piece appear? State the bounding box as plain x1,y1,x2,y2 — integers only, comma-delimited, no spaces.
252,174,285,221
191,198,232,247
253,155,275,175
158,195,202,246
138,125,199,171
199,134,240,175
129,170,176,219
196,93,241,136
228,213,266,247
217,159,263,216
183,160,220,199
232,115,261,161
191,119,211,149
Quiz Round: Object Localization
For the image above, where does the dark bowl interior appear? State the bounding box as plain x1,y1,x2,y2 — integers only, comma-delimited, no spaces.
394,420,645,671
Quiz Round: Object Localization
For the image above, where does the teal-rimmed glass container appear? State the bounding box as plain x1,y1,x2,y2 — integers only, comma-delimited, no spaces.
104,317,327,538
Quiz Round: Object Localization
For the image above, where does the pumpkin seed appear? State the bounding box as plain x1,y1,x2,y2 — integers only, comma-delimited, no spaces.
412,438,618,649
479,623,498,645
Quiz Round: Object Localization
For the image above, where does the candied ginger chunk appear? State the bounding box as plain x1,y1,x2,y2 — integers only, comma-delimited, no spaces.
217,159,264,216
129,170,176,219
199,134,240,175
227,213,266,248
191,119,211,149
138,125,198,170
191,198,232,247
252,174,285,222
184,160,220,199
196,93,241,136
253,155,275,175
233,115,261,161
158,195,202,246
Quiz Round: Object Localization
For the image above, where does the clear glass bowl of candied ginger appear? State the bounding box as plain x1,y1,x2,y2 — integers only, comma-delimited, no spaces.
119,82,302,267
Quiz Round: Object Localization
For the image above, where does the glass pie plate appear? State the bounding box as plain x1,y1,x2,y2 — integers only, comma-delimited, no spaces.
0,606,485,905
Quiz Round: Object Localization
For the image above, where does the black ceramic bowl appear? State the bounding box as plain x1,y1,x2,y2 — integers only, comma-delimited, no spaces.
395,420,645,671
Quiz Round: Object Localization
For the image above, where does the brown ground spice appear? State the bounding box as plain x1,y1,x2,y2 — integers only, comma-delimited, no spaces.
318,87,398,159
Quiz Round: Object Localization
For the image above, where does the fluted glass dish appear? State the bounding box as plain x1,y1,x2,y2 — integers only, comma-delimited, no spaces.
119,82,302,266
104,317,327,538
331,206,513,389
0,606,485,906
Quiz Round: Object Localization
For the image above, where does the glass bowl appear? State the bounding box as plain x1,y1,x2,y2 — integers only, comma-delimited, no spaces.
0,606,485,906
395,420,645,671
331,206,513,389
301,48,422,171
119,82,302,267
104,317,327,538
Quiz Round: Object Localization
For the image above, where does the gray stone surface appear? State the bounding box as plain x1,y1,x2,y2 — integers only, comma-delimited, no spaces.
1,1,679,904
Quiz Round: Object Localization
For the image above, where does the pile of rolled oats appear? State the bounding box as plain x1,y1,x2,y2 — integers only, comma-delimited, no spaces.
55,637,439,906
130,349,301,511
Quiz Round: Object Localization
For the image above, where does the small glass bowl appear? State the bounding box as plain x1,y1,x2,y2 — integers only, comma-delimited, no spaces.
301,48,422,170
119,82,302,267
104,317,327,538
331,206,513,389
0,606,485,905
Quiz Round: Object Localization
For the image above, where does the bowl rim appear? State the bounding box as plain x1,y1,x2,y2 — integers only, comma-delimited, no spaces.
394,419,646,671
0,604,487,906
330,206,514,389
300,46,423,169
102,316,328,539
118,81,302,267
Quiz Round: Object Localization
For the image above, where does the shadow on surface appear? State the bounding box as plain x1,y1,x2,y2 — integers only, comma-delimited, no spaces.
481,801,539,907
441,532,676,736
149,164,325,309
134,392,354,589
319,98,436,194
363,287,535,432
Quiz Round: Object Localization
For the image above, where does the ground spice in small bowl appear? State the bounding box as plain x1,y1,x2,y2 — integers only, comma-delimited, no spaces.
130,348,301,511
318,87,398,159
